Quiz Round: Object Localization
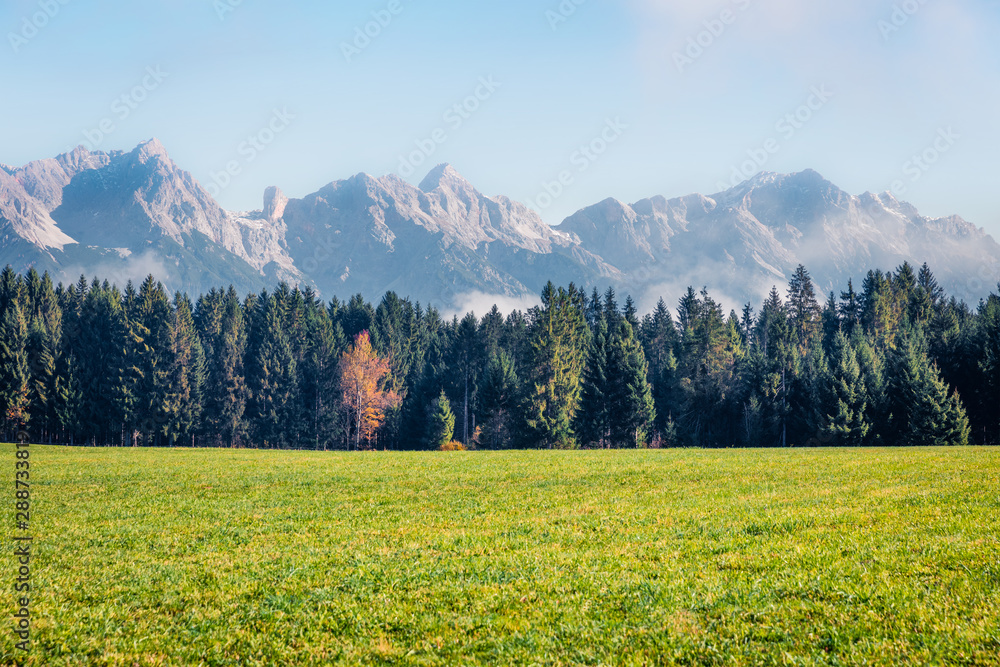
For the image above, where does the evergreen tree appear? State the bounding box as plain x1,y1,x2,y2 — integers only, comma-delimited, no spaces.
839,278,861,335
130,276,175,446
0,266,22,317
426,390,456,450
372,292,415,393
603,287,619,325
677,287,698,333
25,318,57,441
0,303,30,439
585,287,603,329
71,282,132,445
886,330,970,446
399,306,449,451
298,291,344,450
246,293,298,449
821,331,869,446
199,287,249,447
339,294,375,341
623,296,639,330
787,341,827,446
740,303,755,346
909,263,941,327
893,262,917,318
787,265,821,347
480,350,519,449
677,288,739,447
853,334,887,445
821,292,840,353
525,283,588,449
756,287,789,362
606,320,655,448
164,294,205,446
479,306,506,361
860,270,899,346
640,298,681,441
452,312,480,445
577,319,610,448
979,290,1000,444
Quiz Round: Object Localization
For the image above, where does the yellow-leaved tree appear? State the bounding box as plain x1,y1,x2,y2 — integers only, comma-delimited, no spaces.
338,331,400,450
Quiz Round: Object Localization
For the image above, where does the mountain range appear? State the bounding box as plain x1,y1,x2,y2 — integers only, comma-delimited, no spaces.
2,139,998,311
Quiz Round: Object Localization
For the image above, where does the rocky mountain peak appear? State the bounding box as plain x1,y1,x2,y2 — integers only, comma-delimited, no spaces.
263,186,288,222
419,163,472,194
132,138,170,164
59,144,95,164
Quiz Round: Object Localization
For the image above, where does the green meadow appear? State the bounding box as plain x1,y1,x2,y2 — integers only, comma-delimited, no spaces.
2,445,999,666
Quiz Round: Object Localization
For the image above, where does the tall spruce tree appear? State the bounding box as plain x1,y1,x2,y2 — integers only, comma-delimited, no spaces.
978,290,1000,444
820,331,870,446
426,390,456,450
480,350,519,449
164,294,205,446
677,289,739,447
131,276,175,446
246,293,298,449
199,287,249,447
606,320,655,448
0,303,30,439
640,298,681,442
787,265,822,347
886,330,970,446
577,318,611,448
839,278,861,336
298,291,344,450
525,283,588,449
25,318,57,442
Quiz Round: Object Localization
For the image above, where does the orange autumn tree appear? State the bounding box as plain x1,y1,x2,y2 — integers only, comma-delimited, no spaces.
338,331,400,450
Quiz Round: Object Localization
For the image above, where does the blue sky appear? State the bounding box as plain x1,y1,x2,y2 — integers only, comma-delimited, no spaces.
2,0,998,233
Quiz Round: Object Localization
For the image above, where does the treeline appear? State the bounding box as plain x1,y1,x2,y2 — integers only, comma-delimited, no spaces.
0,263,997,449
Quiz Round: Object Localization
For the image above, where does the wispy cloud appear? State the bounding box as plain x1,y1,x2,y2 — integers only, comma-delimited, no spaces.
444,291,541,319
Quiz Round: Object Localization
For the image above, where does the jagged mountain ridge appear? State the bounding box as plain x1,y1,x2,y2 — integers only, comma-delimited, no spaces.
1,140,298,296
558,169,1000,307
1,141,997,308
274,164,620,306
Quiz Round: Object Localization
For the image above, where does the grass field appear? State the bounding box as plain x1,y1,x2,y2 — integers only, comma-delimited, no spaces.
2,446,999,666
